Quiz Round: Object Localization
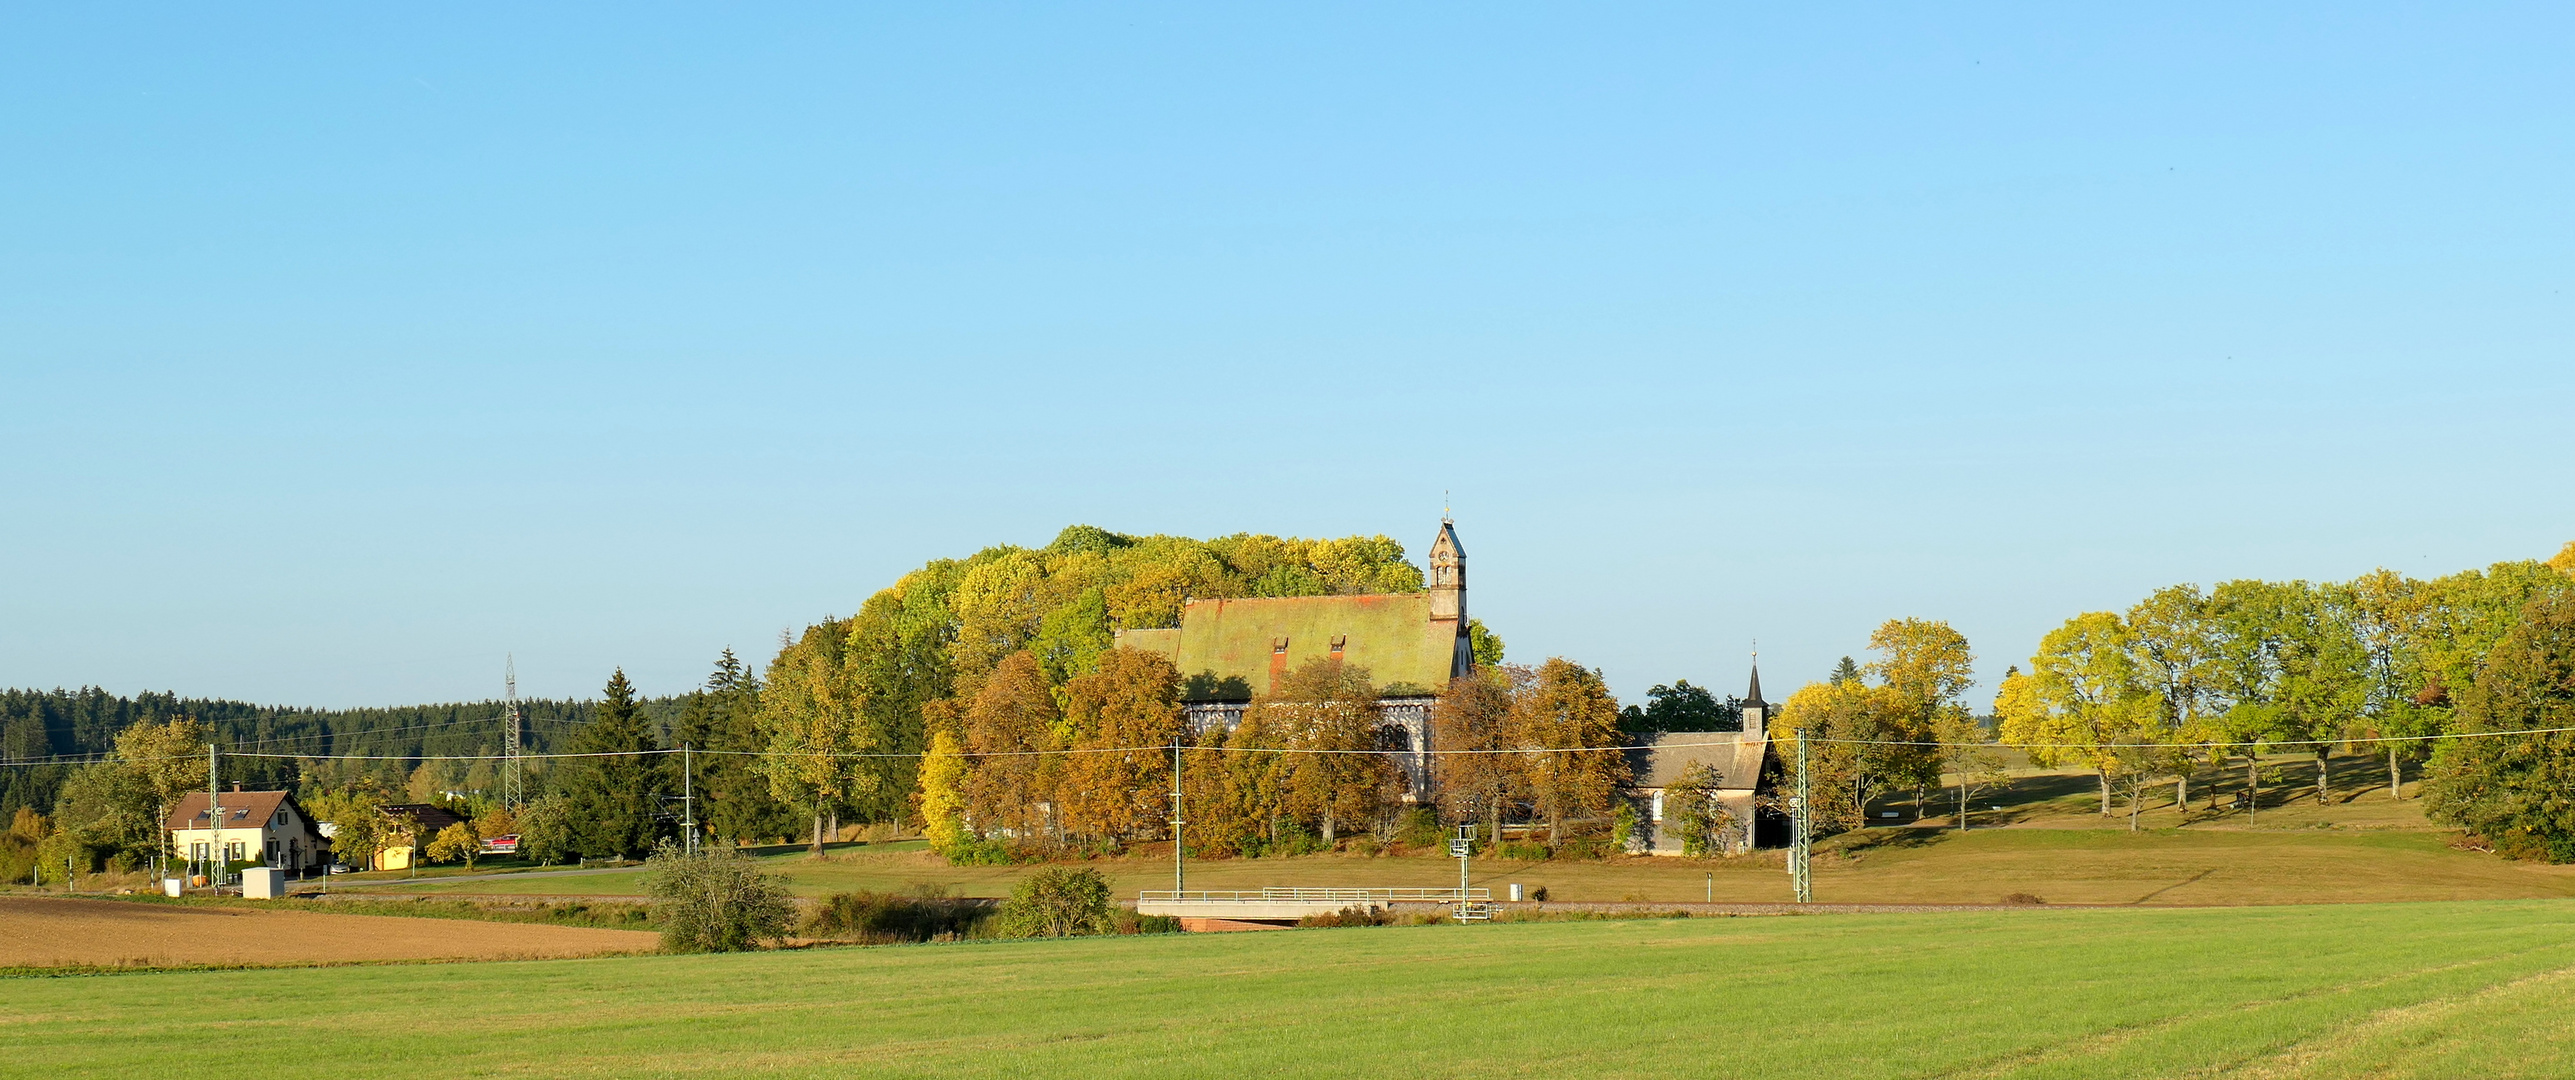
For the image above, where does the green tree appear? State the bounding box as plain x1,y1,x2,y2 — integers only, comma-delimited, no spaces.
1467,619,1506,668
675,648,796,846
556,669,669,860
1617,680,1735,734
48,761,158,872
758,622,873,854
2422,591,2575,860
1828,656,1863,685
113,716,213,857
1664,762,1735,857
2126,584,2222,809
306,782,391,871
2208,579,2371,805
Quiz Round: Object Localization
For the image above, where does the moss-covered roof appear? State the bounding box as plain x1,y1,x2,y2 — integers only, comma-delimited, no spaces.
1119,593,1462,702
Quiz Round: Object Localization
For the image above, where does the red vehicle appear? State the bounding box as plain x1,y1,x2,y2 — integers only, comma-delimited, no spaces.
479,834,521,855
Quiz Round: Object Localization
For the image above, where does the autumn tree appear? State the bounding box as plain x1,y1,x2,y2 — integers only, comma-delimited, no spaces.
1509,658,1629,844
1058,648,1185,845
425,821,480,870
1771,678,1884,835
1432,669,1520,846
919,730,970,859
1997,612,2170,825
960,651,1062,848
1863,618,1975,808
1262,658,1391,845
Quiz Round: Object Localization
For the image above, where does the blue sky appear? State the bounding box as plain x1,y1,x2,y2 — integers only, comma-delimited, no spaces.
3,5,2568,707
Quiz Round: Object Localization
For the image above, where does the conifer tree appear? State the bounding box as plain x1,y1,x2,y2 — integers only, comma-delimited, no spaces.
557,669,669,859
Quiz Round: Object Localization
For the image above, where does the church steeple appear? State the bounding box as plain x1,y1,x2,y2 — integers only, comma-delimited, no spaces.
1428,518,1466,623
1742,650,1768,738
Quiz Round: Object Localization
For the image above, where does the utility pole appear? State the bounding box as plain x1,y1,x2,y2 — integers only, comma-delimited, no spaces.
503,656,524,810
1169,739,1185,894
1790,731,1812,904
206,743,223,891
682,743,698,855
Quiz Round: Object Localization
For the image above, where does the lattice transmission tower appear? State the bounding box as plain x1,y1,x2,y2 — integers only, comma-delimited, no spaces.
503,655,525,809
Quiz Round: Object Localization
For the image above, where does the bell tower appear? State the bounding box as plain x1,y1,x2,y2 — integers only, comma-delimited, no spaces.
1428,517,1466,623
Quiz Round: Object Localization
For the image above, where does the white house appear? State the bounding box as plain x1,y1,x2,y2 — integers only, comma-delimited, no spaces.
165,788,330,878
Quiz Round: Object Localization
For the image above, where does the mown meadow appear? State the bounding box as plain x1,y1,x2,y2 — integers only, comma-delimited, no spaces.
10,900,2575,1079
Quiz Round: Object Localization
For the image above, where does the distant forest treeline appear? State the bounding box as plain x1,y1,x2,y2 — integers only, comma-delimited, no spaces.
0,687,689,822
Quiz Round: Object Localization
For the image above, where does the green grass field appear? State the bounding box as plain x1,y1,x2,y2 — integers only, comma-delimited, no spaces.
11,900,2575,1079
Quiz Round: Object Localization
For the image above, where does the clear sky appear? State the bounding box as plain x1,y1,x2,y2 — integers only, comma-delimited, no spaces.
3,5,2568,708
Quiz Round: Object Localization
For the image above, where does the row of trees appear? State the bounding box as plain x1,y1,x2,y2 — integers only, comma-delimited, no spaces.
1770,619,2000,834
18,527,1518,872
917,647,1632,861
1991,549,2575,828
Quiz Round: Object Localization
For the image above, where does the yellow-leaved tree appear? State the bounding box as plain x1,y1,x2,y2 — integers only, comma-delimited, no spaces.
919,730,969,857
1997,611,2171,826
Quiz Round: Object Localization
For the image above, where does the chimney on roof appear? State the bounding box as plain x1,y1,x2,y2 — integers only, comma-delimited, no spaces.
231,782,244,792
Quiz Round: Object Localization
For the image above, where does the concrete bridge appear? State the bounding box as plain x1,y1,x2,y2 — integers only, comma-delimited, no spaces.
1137,887,1493,928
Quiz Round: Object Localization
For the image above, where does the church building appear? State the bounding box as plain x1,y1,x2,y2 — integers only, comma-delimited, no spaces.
1114,519,1473,791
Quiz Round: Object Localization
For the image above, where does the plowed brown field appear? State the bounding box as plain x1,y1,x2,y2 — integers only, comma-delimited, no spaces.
0,896,659,969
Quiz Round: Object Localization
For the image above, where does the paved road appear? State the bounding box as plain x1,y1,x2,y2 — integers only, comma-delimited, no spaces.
311,864,641,890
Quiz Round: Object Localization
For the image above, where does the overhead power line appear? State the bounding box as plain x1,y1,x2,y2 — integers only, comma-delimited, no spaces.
13,723,2573,768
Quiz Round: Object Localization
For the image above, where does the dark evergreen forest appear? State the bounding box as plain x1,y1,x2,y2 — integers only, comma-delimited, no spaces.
0,687,687,822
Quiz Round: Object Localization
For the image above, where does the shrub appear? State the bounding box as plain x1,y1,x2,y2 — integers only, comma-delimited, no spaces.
995,866,1115,938
803,886,991,943
1498,841,1551,861
1394,808,1444,850
1298,906,1394,928
644,842,795,952
2001,892,2047,906
1554,838,1611,861
1112,910,1182,935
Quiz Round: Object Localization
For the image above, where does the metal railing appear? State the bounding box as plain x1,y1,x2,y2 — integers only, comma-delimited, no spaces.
1138,887,1491,904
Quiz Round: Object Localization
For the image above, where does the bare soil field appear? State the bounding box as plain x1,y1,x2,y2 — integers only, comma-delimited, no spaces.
0,897,660,970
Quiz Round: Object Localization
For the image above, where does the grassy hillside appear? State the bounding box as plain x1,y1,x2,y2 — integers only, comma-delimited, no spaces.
11,901,2575,1078
347,824,2575,908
